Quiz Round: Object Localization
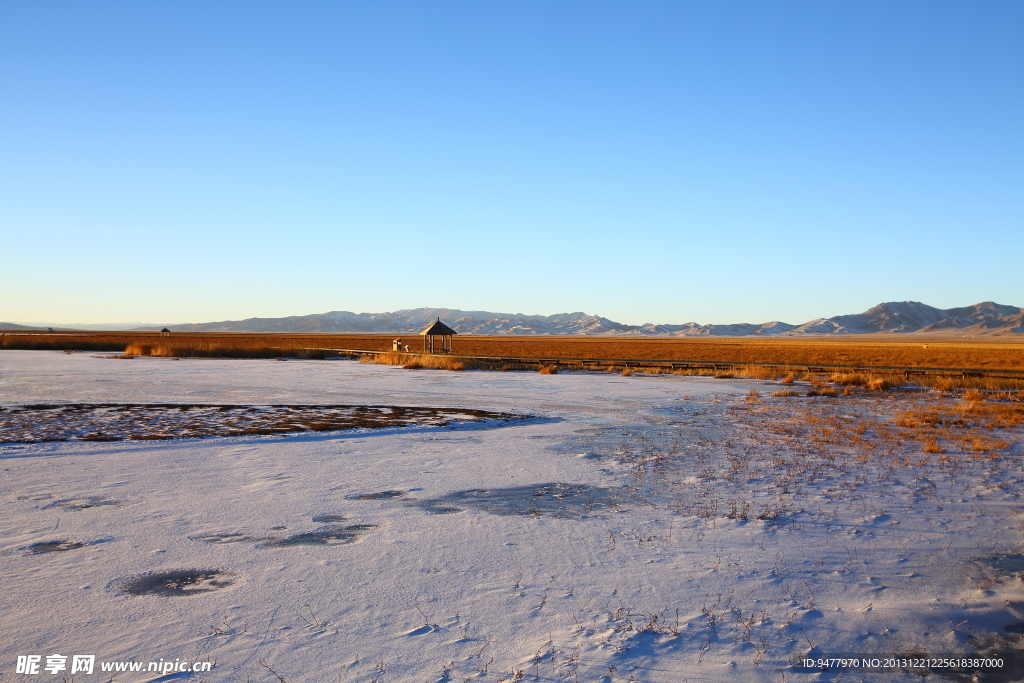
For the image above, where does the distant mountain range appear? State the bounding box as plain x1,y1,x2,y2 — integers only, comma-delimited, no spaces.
0,321,162,332
5,302,1020,336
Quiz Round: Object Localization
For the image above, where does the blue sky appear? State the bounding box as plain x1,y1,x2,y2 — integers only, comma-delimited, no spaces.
2,1,1021,326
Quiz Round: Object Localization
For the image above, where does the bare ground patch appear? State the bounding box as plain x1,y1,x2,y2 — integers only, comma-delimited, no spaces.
411,483,631,518
112,569,239,597
27,540,86,554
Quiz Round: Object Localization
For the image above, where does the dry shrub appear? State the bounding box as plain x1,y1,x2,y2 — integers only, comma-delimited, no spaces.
122,342,291,359
842,385,854,396
362,351,470,371
367,350,407,365
969,437,1011,453
539,365,558,375
753,388,1022,485
713,372,735,379
746,389,760,404
893,412,917,428
780,373,796,384
420,356,466,371
955,400,1024,429
621,368,633,377
866,378,894,391
963,389,986,403
833,373,867,386
806,388,838,398
737,365,778,380
123,343,151,356
770,390,799,397
914,375,1024,392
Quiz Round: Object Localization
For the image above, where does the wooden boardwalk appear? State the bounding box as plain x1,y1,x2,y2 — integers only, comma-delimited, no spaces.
316,349,1024,380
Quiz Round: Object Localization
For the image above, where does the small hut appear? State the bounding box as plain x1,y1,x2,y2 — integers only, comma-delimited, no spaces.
160,327,171,337
419,317,457,354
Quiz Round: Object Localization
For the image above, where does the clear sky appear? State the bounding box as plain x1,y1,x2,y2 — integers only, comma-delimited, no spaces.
1,1,1021,326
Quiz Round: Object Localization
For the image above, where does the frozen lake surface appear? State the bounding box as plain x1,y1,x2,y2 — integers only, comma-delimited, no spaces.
2,351,1023,682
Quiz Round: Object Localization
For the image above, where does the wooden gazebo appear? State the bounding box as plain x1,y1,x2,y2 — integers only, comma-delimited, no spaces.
419,318,457,353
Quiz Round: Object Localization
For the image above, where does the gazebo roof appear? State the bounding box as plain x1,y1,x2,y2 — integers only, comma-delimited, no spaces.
160,327,170,333
419,318,457,336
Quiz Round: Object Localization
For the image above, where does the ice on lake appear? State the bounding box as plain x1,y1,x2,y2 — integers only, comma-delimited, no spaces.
2,350,1023,682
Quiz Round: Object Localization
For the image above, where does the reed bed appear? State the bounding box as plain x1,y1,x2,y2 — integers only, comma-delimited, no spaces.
4,332,1023,369
421,336,1024,371
120,342,339,360
360,351,477,371
4,332,1023,389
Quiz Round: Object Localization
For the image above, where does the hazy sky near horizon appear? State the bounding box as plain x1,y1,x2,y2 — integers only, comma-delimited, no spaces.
2,2,1021,326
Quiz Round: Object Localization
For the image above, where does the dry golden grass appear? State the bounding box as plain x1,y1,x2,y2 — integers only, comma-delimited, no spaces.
866,377,894,391
538,365,558,374
924,376,1024,391
884,394,1024,461
5,331,1024,389
361,351,472,371
436,335,1024,371
639,386,1024,533
120,341,338,359
736,365,782,380
832,372,868,386
745,389,1023,471
5,331,1024,368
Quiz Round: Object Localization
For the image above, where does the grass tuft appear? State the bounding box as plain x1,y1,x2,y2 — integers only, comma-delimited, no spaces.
866,378,894,391
362,351,472,371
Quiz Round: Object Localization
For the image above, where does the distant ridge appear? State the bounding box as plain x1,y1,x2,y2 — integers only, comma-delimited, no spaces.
117,302,1024,337
0,322,50,331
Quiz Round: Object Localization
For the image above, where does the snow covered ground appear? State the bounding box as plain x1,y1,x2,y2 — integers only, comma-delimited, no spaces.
2,351,1023,682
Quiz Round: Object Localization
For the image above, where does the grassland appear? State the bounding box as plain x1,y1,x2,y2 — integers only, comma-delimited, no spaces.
3,330,1022,370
